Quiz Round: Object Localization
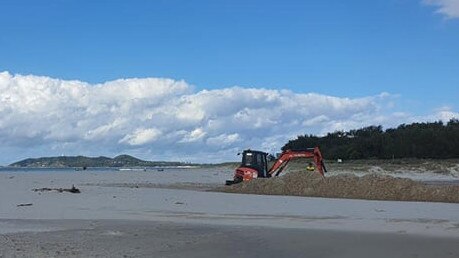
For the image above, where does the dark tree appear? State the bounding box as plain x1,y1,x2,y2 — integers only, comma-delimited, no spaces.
282,119,459,159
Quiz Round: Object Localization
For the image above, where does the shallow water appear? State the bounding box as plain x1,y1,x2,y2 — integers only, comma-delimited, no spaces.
0,167,191,173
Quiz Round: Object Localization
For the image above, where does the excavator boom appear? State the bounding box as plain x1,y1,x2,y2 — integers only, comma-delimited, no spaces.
268,147,326,177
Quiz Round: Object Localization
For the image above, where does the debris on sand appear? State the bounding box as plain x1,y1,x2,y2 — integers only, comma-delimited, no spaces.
33,185,81,194
221,171,459,203
17,203,33,207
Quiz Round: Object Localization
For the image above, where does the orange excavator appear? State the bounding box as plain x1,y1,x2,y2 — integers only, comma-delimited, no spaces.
225,147,327,185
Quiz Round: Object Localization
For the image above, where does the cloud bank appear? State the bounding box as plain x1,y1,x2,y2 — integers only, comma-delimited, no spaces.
424,0,459,19
0,71,456,164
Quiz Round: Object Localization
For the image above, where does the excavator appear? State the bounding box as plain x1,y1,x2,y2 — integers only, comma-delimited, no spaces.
225,147,327,185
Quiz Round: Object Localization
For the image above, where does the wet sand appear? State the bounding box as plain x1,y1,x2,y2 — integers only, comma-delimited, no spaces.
1,219,458,258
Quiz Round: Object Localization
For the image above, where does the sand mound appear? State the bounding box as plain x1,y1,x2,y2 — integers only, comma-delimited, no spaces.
221,171,459,203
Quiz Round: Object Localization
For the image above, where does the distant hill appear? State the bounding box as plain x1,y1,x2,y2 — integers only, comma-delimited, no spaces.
9,155,192,168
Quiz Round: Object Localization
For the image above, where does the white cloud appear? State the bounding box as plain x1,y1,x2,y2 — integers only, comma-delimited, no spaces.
0,71,457,164
119,128,162,146
207,133,241,146
419,106,459,122
179,128,207,143
423,0,459,19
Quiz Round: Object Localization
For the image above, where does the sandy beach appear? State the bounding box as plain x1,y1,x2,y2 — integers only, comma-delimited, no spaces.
2,219,459,258
1,168,458,257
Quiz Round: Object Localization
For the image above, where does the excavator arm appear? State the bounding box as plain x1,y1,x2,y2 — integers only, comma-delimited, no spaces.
268,147,326,177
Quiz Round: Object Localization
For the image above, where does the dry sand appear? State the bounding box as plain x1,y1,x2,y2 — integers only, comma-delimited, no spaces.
221,171,459,203
324,158,459,176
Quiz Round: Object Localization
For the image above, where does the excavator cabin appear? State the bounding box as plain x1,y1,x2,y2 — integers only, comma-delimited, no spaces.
239,150,270,178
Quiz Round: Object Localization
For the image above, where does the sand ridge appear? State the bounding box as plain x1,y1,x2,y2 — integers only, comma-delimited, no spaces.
221,171,459,203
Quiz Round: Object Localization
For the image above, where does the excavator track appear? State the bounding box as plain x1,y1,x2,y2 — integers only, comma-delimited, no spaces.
225,177,242,185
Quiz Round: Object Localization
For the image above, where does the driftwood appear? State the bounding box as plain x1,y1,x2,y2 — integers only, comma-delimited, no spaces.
17,203,33,207
33,185,81,194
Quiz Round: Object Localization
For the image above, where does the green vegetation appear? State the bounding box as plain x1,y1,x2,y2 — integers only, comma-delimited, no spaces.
9,155,192,168
283,119,459,160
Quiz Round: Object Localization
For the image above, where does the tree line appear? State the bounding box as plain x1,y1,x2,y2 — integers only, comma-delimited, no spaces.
282,119,459,159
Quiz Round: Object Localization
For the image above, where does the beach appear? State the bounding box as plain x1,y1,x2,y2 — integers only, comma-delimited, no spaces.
1,168,458,257
2,219,459,258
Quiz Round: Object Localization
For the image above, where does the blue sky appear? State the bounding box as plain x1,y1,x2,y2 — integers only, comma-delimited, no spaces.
0,0,458,163
1,0,458,110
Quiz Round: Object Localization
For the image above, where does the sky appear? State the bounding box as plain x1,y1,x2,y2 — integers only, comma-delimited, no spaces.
0,0,458,164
